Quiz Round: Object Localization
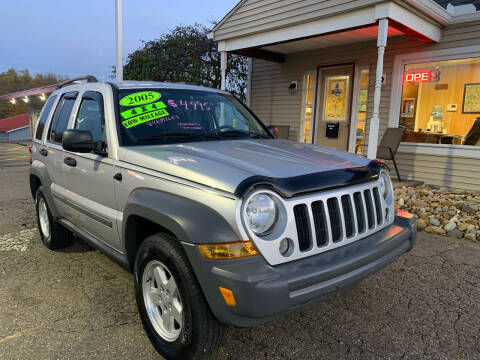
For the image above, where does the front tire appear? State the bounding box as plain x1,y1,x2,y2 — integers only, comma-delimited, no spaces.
134,233,227,360
35,186,72,250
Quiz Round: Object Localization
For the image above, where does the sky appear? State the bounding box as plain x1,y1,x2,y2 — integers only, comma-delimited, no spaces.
0,0,238,81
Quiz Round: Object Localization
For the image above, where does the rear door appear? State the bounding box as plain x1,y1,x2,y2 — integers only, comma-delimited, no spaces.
32,93,58,166
44,91,79,220
61,90,120,251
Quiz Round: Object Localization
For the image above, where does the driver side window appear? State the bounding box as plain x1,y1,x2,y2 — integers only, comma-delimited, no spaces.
74,91,105,142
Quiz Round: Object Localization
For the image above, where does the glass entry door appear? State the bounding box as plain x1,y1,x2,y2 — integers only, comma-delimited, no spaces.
315,65,353,150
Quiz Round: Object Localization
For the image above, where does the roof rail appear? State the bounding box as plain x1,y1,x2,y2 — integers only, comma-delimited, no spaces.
56,76,98,89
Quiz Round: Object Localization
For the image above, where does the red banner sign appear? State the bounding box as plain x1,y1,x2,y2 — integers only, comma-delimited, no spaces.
404,70,440,83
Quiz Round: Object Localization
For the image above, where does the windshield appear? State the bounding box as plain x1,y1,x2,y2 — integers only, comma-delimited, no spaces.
116,88,271,146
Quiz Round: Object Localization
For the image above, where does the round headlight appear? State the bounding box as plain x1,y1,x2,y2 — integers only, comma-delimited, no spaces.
379,170,393,202
245,193,277,235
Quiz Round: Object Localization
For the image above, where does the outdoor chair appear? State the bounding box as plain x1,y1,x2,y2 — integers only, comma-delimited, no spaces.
355,127,406,181
463,118,480,146
267,125,290,139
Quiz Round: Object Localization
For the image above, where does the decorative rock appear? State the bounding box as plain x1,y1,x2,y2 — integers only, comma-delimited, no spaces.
414,199,427,208
444,222,456,232
416,219,427,231
447,229,464,239
425,225,446,235
461,204,476,215
394,184,479,241
465,233,476,241
441,200,453,207
447,209,457,216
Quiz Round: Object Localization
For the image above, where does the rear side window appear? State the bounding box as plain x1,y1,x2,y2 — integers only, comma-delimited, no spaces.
48,92,78,143
74,92,105,142
35,95,57,140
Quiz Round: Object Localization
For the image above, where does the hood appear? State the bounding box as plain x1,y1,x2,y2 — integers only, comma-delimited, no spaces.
119,139,371,195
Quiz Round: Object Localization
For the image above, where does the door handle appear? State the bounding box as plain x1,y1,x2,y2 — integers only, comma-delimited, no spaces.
39,148,48,157
64,157,77,167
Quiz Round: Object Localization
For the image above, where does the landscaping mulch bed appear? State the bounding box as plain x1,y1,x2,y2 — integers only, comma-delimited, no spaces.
394,184,480,241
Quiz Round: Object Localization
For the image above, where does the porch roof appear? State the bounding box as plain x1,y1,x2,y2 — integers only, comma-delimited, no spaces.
211,0,453,60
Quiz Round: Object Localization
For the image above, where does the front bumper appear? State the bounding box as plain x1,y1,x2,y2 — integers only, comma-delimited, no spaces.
183,212,416,327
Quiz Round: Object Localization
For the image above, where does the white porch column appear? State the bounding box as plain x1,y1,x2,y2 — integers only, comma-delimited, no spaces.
220,51,228,90
367,18,389,159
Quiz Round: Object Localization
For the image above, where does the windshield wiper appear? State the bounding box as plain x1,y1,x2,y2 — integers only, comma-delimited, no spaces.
217,129,270,139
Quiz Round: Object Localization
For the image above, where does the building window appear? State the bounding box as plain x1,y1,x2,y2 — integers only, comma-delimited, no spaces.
400,57,480,146
355,69,369,153
300,72,316,143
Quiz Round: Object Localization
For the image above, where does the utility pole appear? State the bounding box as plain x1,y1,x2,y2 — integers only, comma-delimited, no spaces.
115,0,123,81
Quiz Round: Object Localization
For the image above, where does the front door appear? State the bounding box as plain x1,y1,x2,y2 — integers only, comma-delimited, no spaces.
62,90,121,251
315,65,354,150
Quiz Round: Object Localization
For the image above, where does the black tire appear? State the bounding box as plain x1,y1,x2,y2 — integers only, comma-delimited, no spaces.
134,233,227,360
35,186,73,250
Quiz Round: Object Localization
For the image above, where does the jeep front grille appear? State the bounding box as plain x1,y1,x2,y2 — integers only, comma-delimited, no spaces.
243,180,394,266
294,185,387,252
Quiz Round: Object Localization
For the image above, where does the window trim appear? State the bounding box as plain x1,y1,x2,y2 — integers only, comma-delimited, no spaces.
73,91,106,142
47,91,79,145
34,94,58,142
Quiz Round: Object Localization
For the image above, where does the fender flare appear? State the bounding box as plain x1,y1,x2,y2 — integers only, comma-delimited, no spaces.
29,161,60,218
122,188,239,265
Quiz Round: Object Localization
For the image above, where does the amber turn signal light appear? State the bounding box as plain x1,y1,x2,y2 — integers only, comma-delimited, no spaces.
219,286,236,307
397,209,414,219
198,241,259,260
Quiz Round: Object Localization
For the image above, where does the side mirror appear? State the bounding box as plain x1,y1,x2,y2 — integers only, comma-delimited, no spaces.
62,129,95,153
266,125,278,138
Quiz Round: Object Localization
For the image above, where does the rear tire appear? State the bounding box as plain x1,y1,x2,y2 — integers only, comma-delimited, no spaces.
35,186,72,250
134,233,227,360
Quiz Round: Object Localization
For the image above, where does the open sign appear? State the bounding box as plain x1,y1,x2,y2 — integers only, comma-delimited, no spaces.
404,70,440,83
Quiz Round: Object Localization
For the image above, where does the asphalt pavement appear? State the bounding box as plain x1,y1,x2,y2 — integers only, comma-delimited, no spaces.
0,142,30,167
0,165,479,359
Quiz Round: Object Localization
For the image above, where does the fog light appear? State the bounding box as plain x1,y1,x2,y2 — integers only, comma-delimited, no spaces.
279,238,293,257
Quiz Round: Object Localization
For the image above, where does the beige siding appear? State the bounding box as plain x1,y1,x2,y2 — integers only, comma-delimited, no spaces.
250,20,480,190
384,153,480,192
214,0,384,41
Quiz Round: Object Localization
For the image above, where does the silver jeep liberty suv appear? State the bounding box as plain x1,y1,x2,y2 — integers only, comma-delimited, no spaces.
30,76,416,360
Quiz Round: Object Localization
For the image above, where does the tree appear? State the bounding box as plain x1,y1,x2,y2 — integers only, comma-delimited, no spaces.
0,68,65,119
122,24,248,102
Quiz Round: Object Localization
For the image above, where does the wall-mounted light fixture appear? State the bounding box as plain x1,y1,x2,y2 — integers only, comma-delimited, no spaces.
23,96,29,103
39,93,46,101
10,98,16,104
288,81,298,95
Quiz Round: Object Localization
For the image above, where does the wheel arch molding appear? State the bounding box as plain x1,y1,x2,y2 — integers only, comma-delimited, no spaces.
122,188,239,271
29,163,60,218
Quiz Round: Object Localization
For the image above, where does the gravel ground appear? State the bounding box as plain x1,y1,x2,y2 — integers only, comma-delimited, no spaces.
0,164,479,359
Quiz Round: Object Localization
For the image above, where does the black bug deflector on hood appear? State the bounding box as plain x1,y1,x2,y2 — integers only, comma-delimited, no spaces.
235,160,382,198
